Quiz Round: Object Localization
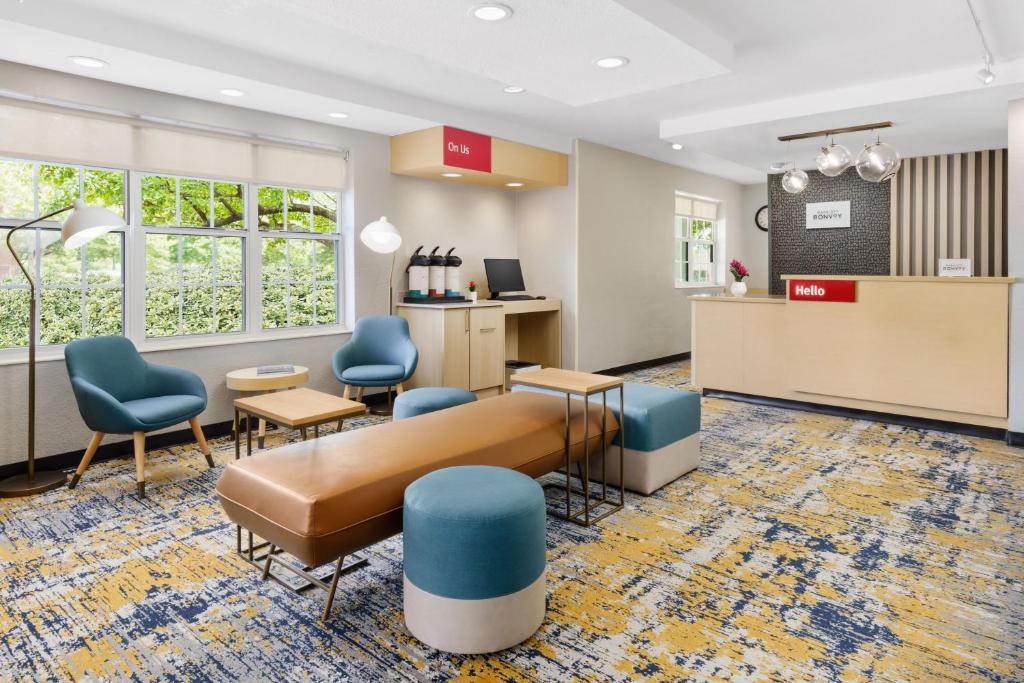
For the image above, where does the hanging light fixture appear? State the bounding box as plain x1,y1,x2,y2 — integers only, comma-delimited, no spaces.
855,135,901,183
781,164,809,194
815,136,852,177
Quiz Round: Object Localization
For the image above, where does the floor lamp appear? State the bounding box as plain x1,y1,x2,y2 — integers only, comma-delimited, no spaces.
359,216,402,415
0,200,126,498
359,216,402,315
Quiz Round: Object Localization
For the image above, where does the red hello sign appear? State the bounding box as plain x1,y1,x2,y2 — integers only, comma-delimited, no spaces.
788,279,857,302
443,126,492,173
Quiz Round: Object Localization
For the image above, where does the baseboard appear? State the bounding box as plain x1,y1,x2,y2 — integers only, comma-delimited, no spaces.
1007,431,1024,448
703,389,1007,442
0,390,394,480
0,420,235,480
597,352,690,377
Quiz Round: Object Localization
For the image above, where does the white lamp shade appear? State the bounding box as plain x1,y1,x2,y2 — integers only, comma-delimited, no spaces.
61,199,126,249
360,216,402,254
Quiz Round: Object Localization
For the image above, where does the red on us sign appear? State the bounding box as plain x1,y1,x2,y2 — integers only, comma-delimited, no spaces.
442,126,492,173
788,279,856,302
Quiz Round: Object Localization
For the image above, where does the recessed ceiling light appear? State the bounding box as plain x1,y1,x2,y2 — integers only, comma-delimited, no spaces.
441,172,463,178
594,56,629,69
220,88,246,97
328,112,349,119
68,56,107,69
671,143,683,151
502,85,525,94
471,3,512,21
505,182,524,187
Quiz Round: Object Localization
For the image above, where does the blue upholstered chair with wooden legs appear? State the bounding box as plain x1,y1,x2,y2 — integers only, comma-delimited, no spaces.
332,315,418,413
64,336,213,499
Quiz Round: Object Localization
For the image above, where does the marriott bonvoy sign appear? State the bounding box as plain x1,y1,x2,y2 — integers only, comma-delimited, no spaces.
806,200,851,229
788,279,857,302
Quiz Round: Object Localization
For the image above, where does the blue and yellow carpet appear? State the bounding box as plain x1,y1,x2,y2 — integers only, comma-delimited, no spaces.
1,361,1022,681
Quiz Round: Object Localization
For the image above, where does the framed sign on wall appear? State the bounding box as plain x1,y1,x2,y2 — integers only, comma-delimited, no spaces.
806,200,851,229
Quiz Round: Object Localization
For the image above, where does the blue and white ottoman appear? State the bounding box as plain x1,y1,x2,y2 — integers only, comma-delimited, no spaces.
393,387,477,421
403,466,546,654
514,382,701,495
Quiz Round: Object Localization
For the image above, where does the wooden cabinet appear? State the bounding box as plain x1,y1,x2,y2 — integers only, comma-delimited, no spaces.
398,304,505,397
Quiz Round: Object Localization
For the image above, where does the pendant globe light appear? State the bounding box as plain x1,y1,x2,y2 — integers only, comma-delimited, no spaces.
781,164,809,194
855,136,901,183
815,136,852,177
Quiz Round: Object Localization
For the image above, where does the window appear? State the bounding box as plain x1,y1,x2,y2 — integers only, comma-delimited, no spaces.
0,157,344,353
141,174,247,338
0,158,126,348
674,194,720,286
257,186,340,329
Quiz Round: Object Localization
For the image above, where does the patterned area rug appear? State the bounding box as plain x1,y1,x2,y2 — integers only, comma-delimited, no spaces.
1,361,1022,681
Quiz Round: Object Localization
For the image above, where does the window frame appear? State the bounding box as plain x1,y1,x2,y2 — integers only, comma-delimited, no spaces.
0,158,128,358
0,156,347,364
137,172,250,341
674,193,723,289
254,184,342,332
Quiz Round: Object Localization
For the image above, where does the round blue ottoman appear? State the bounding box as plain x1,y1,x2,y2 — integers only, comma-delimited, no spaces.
403,466,546,654
393,387,477,421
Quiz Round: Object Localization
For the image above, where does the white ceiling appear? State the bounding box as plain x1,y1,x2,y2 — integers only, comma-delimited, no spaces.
0,0,1023,184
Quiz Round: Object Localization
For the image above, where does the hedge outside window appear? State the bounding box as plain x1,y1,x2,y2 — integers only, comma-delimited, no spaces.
0,158,125,348
258,185,339,329
141,174,247,338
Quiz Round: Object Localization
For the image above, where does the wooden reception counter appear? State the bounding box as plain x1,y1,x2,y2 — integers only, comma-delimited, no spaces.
689,275,1015,430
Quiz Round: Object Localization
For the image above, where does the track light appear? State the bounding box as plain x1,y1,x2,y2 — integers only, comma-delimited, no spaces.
977,56,995,85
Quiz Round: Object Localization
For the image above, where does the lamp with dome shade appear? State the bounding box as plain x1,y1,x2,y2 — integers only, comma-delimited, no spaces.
359,216,403,314
0,200,126,497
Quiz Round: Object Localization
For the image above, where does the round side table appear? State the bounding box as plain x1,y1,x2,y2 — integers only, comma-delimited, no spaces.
226,366,310,448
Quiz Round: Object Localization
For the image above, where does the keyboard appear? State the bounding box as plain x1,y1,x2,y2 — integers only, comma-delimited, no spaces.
495,295,535,301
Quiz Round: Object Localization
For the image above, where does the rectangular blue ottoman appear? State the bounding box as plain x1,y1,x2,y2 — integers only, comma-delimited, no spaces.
512,381,701,495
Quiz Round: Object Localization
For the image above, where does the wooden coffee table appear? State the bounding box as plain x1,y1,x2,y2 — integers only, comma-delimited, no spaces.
226,365,310,448
233,387,366,459
511,368,625,526
232,388,368,570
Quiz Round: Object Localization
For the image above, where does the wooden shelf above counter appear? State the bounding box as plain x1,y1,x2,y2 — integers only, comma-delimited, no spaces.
390,126,568,191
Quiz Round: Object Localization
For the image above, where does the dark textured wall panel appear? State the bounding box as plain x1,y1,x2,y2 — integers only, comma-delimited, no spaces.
769,167,891,294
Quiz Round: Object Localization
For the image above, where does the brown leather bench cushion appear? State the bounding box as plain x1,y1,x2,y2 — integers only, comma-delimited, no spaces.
217,391,618,567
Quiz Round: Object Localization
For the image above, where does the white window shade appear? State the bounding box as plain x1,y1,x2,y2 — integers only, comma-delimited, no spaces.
0,101,346,190
0,102,135,168
674,196,692,216
676,193,718,220
692,200,718,220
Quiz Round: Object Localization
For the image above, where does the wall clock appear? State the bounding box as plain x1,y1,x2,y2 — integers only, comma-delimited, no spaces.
755,205,769,232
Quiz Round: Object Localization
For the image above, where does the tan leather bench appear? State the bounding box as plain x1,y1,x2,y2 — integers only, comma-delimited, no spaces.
216,391,618,616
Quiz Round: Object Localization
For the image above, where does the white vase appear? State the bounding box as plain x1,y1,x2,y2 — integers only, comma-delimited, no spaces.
730,281,747,297
468,291,477,303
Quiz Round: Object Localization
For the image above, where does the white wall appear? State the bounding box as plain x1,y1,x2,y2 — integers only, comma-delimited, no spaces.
739,183,769,291
575,140,745,371
0,62,516,466
514,144,577,369
1008,99,1024,436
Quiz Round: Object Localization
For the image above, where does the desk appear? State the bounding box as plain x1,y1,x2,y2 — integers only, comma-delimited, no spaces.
500,298,561,369
397,299,561,396
690,276,1014,429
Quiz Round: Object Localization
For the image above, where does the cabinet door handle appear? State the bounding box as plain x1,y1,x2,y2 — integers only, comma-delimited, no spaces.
465,310,470,333
479,327,496,333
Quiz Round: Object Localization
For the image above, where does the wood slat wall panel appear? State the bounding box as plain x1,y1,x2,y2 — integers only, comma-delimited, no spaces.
890,149,1008,276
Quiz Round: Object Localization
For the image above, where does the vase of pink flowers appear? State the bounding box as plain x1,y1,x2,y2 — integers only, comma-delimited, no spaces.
729,259,749,296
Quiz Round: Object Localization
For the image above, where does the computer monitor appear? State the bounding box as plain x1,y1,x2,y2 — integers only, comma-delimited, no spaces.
484,258,526,297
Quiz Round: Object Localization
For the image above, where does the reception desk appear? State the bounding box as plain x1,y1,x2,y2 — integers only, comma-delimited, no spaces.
690,275,1014,430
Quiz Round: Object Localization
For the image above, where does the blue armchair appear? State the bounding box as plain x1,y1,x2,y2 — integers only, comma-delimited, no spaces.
64,336,212,499
333,315,418,413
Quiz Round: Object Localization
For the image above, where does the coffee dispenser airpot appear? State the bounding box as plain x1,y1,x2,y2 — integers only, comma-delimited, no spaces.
404,246,466,303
